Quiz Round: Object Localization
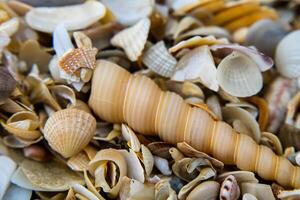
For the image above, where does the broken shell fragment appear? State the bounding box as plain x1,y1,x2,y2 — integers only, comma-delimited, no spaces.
25,1,106,33
121,124,141,152
154,156,172,176
216,51,263,97
111,18,150,61
172,45,218,91
241,183,275,200
243,193,258,200
142,41,177,78
141,144,154,177
220,175,240,200
0,67,16,103
102,0,154,26
0,155,17,200
186,181,220,200
0,17,19,36
155,178,177,200
44,109,96,158
275,30,300,78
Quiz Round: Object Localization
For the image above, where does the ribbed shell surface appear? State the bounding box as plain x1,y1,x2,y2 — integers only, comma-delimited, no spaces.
44,109,96,158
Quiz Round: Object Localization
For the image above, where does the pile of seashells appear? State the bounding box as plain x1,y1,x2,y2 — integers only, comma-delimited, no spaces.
1,0,300,199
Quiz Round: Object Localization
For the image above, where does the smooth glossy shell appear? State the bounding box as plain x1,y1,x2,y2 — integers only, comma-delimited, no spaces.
44,109,96,158
275,30,300,78
25,1,106,33
217,51,263,97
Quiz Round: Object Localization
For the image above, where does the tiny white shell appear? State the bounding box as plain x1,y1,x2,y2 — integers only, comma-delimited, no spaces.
275,30,300,78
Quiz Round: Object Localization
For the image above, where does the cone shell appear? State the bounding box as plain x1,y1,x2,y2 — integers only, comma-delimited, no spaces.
111,18,150,61
44,109,96,158
275,30,300,78
142,41,177,77
58,47,97,77
216,51,263,97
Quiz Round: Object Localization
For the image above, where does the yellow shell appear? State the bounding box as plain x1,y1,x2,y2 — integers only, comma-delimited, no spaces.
44,109,96,158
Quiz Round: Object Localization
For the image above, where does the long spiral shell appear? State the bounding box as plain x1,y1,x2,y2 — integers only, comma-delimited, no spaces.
89,60,300,188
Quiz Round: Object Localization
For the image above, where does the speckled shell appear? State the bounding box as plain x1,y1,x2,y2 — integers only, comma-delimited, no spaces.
44,109,96,158
275,30,300,78
89,60,300,188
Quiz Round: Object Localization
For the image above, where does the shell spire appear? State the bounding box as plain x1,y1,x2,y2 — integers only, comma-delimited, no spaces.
89,60,300,188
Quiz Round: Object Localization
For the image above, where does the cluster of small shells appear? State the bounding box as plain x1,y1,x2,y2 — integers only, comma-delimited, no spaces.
0,0,300,199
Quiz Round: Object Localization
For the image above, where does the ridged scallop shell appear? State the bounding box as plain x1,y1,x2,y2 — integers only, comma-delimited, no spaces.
216,51,263,97
44,109,96,158
172,45,218,91
58,47,97,77
111,18,150,61
0,67,16,103
275,30,300,78
102,0,154,25
25,1,106,33
142,41,177,77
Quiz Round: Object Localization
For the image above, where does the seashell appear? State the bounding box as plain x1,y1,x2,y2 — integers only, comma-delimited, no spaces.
0,156,17,199
276,30,300,78
121,124,141,152
222,106,261,142
19,39,52,73
0,17,19,36
155,178,177,200
1,111,41,140
89,148,127,198
0,67,16,103
7,1,32,16
176,26,231,43
171,0,216,15
242,193,258,200
3,135,42,148
178,167,216,200
216,51,263,97
210,44,273,72
154,156,172,176
241,183,275,200
142,41,177,78
23,144,50,162
25,1,106,33
173,16,202,39
68,100,91,114
111,18,150,61
73,31,92,49
186,181,220,200
141,144,154,177
72,183,100,200
232,27,248,44
119,176,155,200
217,171,258,187
177,142,224,169
83,170,105,200
260,132,283,155
12,159,83,191
165,81,205,100
49,85,76,107
220,175,240,200
169,35,229,53
172,45,218,91
278,188,300,200
265,77,298,133
169,147,185,162
278,124,300,151
67,151,90,172
247,96,269,131
89,60,300,188
2,184,32,200
245,19,288,56
102,0,154,26
147,141,173,159
44,109,96,158
206,95,222,120
223,7,278,32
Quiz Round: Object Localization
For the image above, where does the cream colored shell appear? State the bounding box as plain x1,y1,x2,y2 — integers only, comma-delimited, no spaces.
44,109,96,158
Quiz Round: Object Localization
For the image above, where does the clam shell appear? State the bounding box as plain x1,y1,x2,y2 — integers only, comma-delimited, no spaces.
216,51,263,97
44,109,96,158
67,151,90,172
241,183,275,200
147,141,173,159
186,181,220,200
0,156,17,199
172,45,218,91
25,1,106,33
0,67,16,103
220,175,240,200
275,30,300,78
119,177,155,200
142,41,177,78
111,18,150,61
102,0,154,26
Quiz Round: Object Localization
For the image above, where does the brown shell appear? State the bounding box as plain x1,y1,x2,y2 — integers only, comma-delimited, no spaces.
58,47,97,77
0,67,16,102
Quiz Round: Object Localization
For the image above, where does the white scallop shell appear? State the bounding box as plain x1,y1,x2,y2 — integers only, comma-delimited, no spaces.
25,1,106,33
102,0,154,26
275,30,300,78
217,51,263,97
142,41,177,77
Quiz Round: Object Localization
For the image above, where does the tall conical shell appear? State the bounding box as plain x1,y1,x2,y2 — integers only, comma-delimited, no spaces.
89,60,300,188
44,109,96,158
